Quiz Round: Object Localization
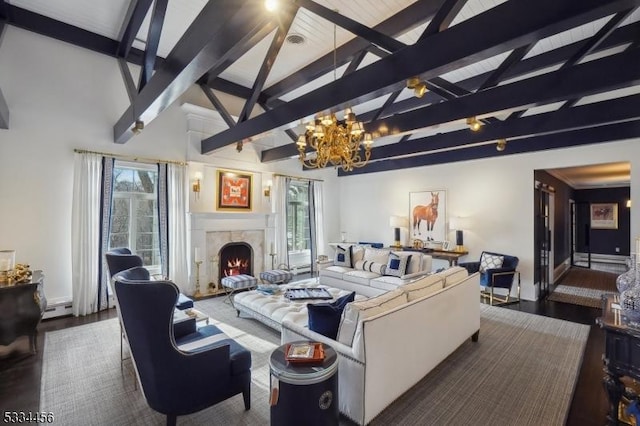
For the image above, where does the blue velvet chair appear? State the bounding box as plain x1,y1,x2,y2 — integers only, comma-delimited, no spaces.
459,251,520,305
105,248,193,310
114,272,252,426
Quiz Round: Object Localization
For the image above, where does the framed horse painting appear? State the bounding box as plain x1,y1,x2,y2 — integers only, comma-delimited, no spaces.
409,190,447,242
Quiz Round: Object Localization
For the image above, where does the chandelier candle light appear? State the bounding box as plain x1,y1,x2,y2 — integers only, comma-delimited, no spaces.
296,18,374,171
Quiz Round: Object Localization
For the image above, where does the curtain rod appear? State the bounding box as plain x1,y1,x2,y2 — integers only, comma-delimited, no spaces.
73,149,187,166
272,172,323,182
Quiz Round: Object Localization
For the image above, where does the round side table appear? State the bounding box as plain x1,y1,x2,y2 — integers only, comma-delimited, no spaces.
269,341,339,426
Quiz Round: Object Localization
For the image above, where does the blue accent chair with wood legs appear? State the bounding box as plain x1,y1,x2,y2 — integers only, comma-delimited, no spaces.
114,274,252,426
459,251,520,305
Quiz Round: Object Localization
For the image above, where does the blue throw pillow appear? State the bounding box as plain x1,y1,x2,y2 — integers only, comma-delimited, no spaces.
334,245,353,268
385,253,411,277
307,292,356,339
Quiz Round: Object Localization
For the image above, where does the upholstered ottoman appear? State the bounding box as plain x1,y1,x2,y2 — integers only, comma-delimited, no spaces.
221,274,258,307
260,269,294,285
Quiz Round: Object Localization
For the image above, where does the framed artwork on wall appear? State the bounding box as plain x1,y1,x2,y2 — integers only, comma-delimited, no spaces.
216,169,252,211
409,190,447,242
590,203,618,229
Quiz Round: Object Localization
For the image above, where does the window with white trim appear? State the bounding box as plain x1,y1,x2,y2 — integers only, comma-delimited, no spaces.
108,161,161,272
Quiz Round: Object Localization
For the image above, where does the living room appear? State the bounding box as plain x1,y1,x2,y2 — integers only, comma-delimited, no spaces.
1,0,640,425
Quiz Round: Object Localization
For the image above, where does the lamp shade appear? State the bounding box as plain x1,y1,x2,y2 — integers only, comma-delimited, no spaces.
449,216,470,230
389,215,409,228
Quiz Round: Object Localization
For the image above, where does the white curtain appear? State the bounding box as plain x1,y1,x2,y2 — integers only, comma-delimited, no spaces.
71,153,102,316
273,176,290,268
167,163,189,292
311,180,326,261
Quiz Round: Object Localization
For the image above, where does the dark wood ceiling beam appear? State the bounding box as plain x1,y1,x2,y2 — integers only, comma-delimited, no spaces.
420,0,469,38
294,0,405,53
200,84,236,129
203,0,638,154
138,0,167,91
343,49,368,76
238,6,298,123
118,59,137,102
114,2,276,144
262,0,447,103
357,20,640,123
477,44,534,91
258,101,298,142
365,49,640,136
338,120,640,176
117,0,153,59
372,94,640,159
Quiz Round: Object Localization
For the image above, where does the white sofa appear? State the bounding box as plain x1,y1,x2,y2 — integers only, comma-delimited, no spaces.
281,268,480,425
319,245,433,297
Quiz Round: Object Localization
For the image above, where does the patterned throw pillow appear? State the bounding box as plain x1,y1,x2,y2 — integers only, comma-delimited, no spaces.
354,260,387,275
385,253,412,277
334,245,353,268
479,253,504,273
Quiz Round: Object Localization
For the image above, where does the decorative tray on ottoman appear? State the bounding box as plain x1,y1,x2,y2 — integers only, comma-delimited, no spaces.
284,288,332,301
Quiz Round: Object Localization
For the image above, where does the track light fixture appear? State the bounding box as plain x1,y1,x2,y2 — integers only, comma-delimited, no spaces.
406,77,428,98
466,116,482,132
131,119,144,135
496,138,507,151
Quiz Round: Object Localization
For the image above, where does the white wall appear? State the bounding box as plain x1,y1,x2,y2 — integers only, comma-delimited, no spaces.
338,140,640,300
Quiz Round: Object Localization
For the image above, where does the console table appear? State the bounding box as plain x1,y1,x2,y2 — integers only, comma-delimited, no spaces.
0,271,46,356
394,246,469,266
597,294,640,425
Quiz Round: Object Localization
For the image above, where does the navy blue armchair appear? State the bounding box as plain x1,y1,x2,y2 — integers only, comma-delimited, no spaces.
459,251,520,305
114,274,252,425
105,248,193,310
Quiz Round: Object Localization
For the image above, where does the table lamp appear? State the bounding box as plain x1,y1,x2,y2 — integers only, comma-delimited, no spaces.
449,217,469,252
389,216,409,248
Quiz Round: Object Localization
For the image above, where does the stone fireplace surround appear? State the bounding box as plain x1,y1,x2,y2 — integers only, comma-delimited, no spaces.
190,212,275,295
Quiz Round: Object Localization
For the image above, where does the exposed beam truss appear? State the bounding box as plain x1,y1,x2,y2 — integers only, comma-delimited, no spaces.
117,0,153,59
203,0,640,154
200,84,236,129
113,2,278,144
337,120,640,176
137,0,168,91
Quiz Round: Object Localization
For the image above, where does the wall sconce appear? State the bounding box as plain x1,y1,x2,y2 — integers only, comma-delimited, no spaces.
192,171,203,199
496,138,507,151
264,180,272,197
627,199,632,208
467,116,482,132
406,77,428,98
131,119,144,135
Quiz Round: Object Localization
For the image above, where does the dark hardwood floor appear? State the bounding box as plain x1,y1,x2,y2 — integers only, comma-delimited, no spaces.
0,272,610,425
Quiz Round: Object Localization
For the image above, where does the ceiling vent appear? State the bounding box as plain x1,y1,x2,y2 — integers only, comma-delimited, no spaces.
286,33,306,45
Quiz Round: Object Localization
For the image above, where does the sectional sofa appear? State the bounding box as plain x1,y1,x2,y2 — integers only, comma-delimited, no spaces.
234,263,480,425
318,245,433,296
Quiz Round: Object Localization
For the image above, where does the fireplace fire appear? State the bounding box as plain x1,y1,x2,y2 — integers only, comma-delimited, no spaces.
219,242,253,282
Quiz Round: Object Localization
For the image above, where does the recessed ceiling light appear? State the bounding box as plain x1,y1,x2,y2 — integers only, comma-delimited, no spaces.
286,33,306,45
265,0,278,12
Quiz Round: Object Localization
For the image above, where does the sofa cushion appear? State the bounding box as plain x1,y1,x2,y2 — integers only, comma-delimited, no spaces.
334,245,353,267
343,270,378,286
354,260,387,275
307,292,356,339
337,289,407,346
363,247,391,264
386,252,411,277
352,245,366,264
480,252,504,273
437,266,469,287
321,265,353,280
401,274,444,301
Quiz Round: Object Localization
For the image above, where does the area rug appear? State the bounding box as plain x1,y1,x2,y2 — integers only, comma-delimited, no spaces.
548,267,619,308
40,299,589,426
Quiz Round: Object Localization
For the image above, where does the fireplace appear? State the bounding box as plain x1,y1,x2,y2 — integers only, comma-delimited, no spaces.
219,242,253,282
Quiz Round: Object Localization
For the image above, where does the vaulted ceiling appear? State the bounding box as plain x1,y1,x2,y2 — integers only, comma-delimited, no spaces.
1,0,640,177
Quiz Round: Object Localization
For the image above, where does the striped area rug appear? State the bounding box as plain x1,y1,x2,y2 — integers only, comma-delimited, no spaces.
548,267,620,308
40,298,589,426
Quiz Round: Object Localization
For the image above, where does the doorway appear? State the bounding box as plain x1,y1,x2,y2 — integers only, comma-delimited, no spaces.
534,181,554,299
570,200,592,269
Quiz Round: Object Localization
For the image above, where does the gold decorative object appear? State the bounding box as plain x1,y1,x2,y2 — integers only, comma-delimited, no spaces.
296,20,374,172
10,263,33,283
194,260,203,298
412,239,425,249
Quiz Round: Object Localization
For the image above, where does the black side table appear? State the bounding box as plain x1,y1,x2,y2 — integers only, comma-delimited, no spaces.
269,341,339,426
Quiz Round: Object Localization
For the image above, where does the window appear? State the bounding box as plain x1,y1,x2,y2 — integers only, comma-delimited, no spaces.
109,162,161,272
287,180,311,271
